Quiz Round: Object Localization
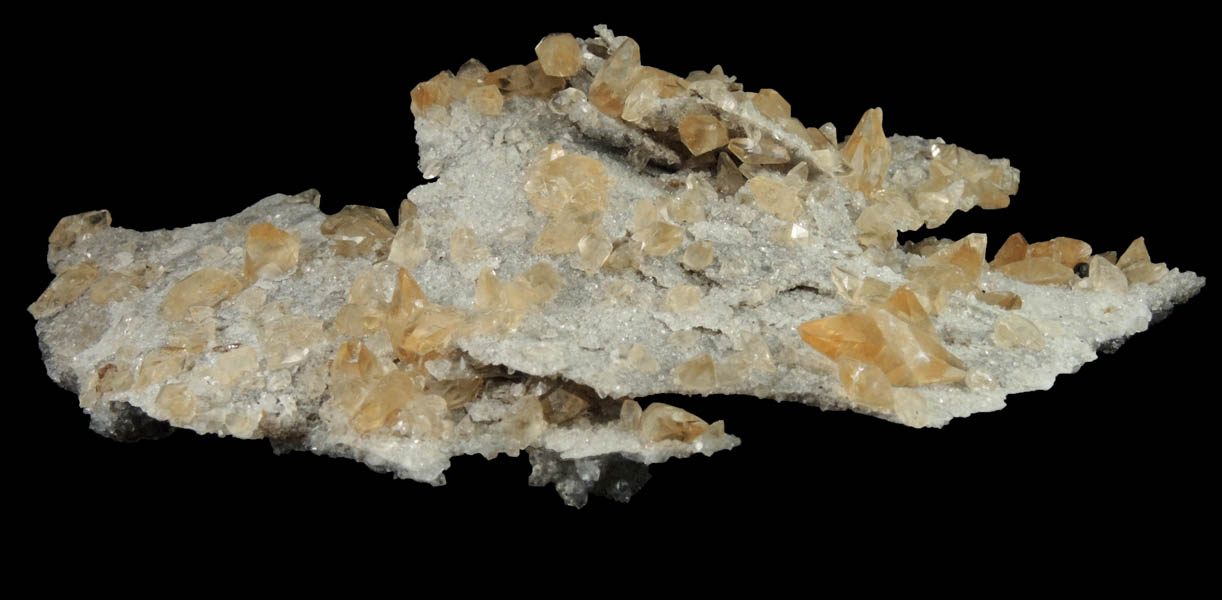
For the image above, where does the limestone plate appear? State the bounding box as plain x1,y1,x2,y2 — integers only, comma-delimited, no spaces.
29,26,1206,507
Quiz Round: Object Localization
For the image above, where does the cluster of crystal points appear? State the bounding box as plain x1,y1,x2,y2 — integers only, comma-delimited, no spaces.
31,27,1204,507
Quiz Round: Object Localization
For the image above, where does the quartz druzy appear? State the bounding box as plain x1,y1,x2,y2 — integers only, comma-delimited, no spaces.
30,26,1205,507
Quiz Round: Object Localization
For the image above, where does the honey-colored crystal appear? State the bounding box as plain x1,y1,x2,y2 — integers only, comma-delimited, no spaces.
619,399,643,429
88,271,139,305
330,341,384,415
605,239,643,271
926,233,987,282
522,61,566,99
639,403,709,443
991,233,1029,268
747,176,803,222
992,314,1045,349
481,64,531,94
714,152,746,195
541,388,588,424
1028,237,1092,269
681,241,714,270
837,357,894,410
535,33,581,77
524,146,611,217
664,285,702,312
854,203,898,249
466,85,504,116
533,212,597,255
752,89,791,121
260,314,324,370
321,205,394,258
678,113,729,156
674,353,717,391
626,344,660,374
588,37,640,118
996,257,1077,286
727,135,790,165
136,348,185,388
244,222,299,281
449,226,488,264
798,294,966,387
1082,255,1128,293
575,228,612,274
664,189,706,224
388,219,429,269
160,267,243,321
904,264,974,314
49,210,111,254
410,71,454,119
155,383,197,426
637,221,684,256
840,107,891,194
393,305,466,363
920,142,1018,213
976,290,1023,310
622,68,689,126
1117,237,1169,285
210,346,257,387
29,261,98,319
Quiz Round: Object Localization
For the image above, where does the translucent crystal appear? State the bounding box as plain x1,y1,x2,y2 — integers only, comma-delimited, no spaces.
155,384,197,426
751,88,790,121
524,145,611,217
1117,237,1169,285
244,222,299,281
976,290,1023,310
681,241,715,270
588,37,640,118
637,221,684,256
992,313,1045,349
49,210,110,254
664,285,702,312
449,226,488,264
674,353,717,391
840,107,891,194
747,176,803,222
534,33,581,77
541,388,588,424
28,261,98,319
1028,237,1092,269
997,257,1077,286
575,228,613,274
466,85,504,116
160,267,244,321
678,113,729,155
837,357,894,410
798,299,966,387
639,403,709,443
991,232,1029,268
260,315,324,370
1082,256,1128,293
626,344,660,374
321,205,394,258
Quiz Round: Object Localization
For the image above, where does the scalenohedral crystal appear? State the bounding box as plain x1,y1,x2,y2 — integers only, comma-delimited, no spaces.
30,26,1205,507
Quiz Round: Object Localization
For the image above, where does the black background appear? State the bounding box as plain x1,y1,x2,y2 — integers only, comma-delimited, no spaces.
15,8,1214,566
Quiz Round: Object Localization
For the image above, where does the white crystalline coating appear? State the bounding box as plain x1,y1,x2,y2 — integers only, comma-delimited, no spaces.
30,26,1206,507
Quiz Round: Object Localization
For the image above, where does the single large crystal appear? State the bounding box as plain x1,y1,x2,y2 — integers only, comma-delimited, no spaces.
30,26,1205,509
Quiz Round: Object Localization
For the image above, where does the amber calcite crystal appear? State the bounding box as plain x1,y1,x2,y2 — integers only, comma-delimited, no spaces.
799,288,967,388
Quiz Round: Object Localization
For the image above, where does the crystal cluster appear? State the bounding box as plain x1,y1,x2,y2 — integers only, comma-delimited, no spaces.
31,26,1205,507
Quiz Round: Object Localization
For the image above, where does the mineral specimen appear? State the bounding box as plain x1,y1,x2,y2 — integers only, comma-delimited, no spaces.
30,26,1205,508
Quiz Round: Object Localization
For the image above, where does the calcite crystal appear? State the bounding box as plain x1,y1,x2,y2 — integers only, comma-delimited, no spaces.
31,26,1205,508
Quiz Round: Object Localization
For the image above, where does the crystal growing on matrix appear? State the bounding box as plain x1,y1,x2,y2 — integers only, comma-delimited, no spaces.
29,26,1205,508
